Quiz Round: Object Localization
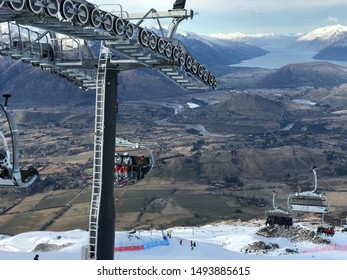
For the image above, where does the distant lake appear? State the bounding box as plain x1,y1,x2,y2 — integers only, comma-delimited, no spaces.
230,47,347,69
292,99,316,106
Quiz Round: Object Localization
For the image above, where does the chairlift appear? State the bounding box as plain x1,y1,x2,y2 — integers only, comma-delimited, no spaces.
114,137,154,187
287,167,330,214
265,191,293,228
0,94,39,187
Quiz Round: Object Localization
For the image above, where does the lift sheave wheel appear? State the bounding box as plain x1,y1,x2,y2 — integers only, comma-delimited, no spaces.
125,23,135,39
139,29,150,46
26,0,43,14
7,0,25,11
185,55,193,70
148,33,157,50
178,51,185,66
197,64,204,78
114,17,125,35
44,0,59,17
101,13,113,32
157,38,166,54
172,47,180,61
60,0,75,20
164,42,173,58
76,4,89,25
89,7,102,28
191,60,198,74
203,70,209,82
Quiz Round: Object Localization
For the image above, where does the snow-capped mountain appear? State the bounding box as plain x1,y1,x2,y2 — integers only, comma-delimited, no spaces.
209,25,347,52
174,31,268,68
294,24,347,51
209,25,347,63
209,32,297,48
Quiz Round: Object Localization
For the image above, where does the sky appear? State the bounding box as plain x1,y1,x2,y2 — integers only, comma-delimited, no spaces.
91,0,347,36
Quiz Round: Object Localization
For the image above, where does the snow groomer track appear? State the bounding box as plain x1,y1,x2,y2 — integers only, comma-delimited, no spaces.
0,0,217,90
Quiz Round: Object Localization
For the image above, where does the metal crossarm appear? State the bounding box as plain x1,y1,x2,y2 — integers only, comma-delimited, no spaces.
0,0,217,90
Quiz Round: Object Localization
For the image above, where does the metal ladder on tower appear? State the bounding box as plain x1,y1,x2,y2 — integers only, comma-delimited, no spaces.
87,42,109,259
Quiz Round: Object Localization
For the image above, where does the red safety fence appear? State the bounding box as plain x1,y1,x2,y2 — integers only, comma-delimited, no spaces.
302,244,347,253
115,245,144,252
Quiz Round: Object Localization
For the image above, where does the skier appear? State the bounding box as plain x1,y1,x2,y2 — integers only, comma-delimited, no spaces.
121,152,133,180
114,153,123,181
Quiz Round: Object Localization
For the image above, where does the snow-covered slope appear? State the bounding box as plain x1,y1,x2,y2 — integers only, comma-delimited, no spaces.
1,220,347,260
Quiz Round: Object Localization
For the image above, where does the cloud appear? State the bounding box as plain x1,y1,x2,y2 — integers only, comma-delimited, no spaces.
124,0,347,10
325,16,339,23
94,0,347,15
200,0,347,11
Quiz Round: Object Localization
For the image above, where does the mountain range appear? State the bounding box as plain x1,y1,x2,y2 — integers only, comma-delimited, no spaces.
1,24,347,106
212,24,347,61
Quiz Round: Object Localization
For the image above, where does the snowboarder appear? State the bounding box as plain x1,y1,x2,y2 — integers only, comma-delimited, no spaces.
33,254,39,260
